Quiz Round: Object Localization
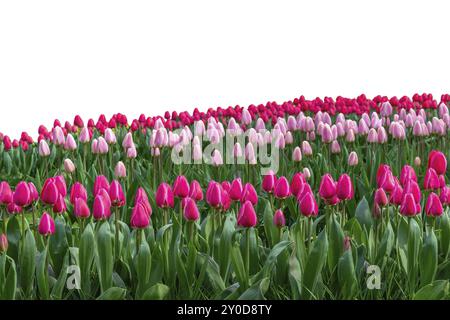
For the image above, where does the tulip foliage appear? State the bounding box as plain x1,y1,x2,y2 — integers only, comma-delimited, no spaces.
1,94,450,300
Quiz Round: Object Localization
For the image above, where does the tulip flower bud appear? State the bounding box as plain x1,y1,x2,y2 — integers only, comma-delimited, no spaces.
127,146,137,159
237,200,257,227
53,194,67,214
274,176,290,199
425,192,443,217
273,209,286,228
189,180,203,201
173,175,190,198
38,212,55,236
93,193,112,220
0,181,13,205
298,192,318,217
79,127,90,143
345,129,355,143
330,140,341,154
64,134,77,151
229,178,243,201
302,141,313,156
367,128,378,143
400,193,420,216
348,151,358,166
292,147,302,162
74,198,91,218
13,181,31,207
262,171,276,193
241,183,258,205
122,132,134,149
70,182,87,204
414,156,421,167
303,167,311,180
428,150,447,175
424,168,440,190
153,183,173,209
38,140,51,157
130,202,150,229
64,159,76,173
183,197,200,221
319,174,337,201
109,180,125,207
104,128,117,144
94,175,110,196
211,149,223,166
336,174,353,201
206,181,222,208
97,137,109,154
374,188,388,206
41,178,59,205
91,139,99,154
0,234,8,253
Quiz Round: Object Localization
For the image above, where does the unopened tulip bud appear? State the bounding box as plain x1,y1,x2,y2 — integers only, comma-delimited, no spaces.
273,209,286,228
302,141,313,156
292,147,302,162
114,161,127,178
303,168,311,180
331,140,341,154
39,140,51,157
64,134,77,151
64,159,76,173
348,151,358,166
0,234,8,253
38,212,55,236
414,157,421,167
104,128,117,144
79,127,90,143
127,146,137,159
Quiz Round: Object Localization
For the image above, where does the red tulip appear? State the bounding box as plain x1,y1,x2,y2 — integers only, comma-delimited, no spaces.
13,182,31,207
290,173,306,197
38,212,55,236
336,174,353,200
189,180,203,201
425,192,443,216
237,201,257,228
93,193,111,220
109,180,125,207
70,182,88,204
41,178,59,205
130,202,150,229
389,183,403,206
400,193,420,216
155,183,174,208
374,188,388,206
240,183,258,205
93,175,110,196
206,181,222,208
319,174,337,201
0,181,13,205
229,178,243,201
273,209,286,228
183,197,200,221
262,171,276,193
173,175,190,198
74,198,90,218
424,168,440,190
274,176,290,199
428,150,447,175
298,192,318,217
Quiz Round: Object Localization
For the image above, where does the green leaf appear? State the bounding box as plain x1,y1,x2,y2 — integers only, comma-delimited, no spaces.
36,248,49,300
79,224,95,297
407,218,421,295
419,229,438,286
376,222,394,265
302,229,328,300
355,197,373,232
49,216,69,276
328,214,344,274
96,287,127,300
288,254,302,300
238,277,270,300
19,229,36,297
2,256,17,300
141,283,169,300
230,243,247,289
96,222,114,293
440,212,450,259
6,215,21,263
413,280,449,300
134,238,152,299
337,249,358,299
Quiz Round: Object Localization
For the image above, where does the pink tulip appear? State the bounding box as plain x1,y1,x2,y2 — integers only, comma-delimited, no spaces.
425,192,443,217
134,188,152,217
97,137,109,154
79,127,90,143
292,147,302,162
298,192,318,217
389,184,403,206
94,175,110,196
40,179,59,206
273,209,286,228
262,171,276,193
38,212,55,236
400,193,420,216
424,168,440,190
114,161,127,178
319,174,337,201
122,132,134,149
93,193,112,220
274,176,290,199
70,182,87,204
173,175,190,198
183,197,200,221
53,194,67,214
74,198,91,218
13,182,31,207
0,234,7,253
131,202,150,229
374,188,388,206
38,140,51,157
155,183,175,208
428,150,447,175
0,181,13,205
104,128,117,144
336,174,353,200
302,141,313,156
64,134,77,151
229,178,243,201
348,151,358,166
237,201,257,228
400,165,417,186
28,182,39,203
290,173,306,197
189,180,203,201
64,159,76,173
109,180,125,207
403,180,421,204
240,183,258,205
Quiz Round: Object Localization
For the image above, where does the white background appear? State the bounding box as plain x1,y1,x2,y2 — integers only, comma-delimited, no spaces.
1,0,449,139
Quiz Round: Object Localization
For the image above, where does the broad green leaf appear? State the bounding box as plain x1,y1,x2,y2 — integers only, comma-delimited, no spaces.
96,222,113,293
419,229,438,286
238,277,270,300
19,229,36,297
96,287,127,300
302,229,328,300
413,280,449,300
354,197,373,231
142,283,169,300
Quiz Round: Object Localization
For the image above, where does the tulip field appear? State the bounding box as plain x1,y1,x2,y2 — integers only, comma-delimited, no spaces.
1,93,450,300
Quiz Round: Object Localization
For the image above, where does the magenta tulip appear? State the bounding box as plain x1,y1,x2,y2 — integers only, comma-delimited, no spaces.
93,193,111,220
237,201,257,228
109,180,125,207
400,193,420,216
229,178,243,201
130,202,150,229
0,234,7,253
70,182,88,204
38,212,55,236
262,171,276,193
298,192,318,217
428,150,447,175
189,180,203,201
93,175,110,196
41,178,59,205
206,181,222,208
273,209,286,228
319,174,337,201
240,183,258,205
173,175,190,198
425,192,443,217
424,168,440,190
53,194,67,214
74,198,90,218
155,183,175,208
183,197,200,221
274,176,290,199
0,182,13,205
336,174,354,201
374,188,388,206
13,182,31,207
